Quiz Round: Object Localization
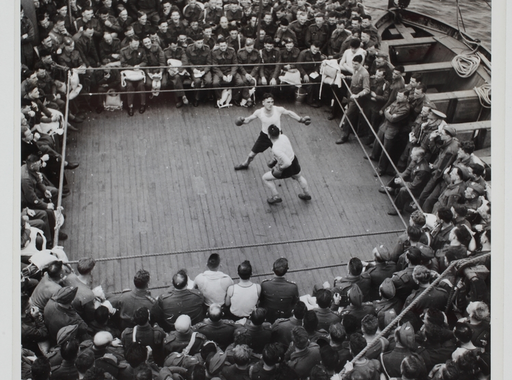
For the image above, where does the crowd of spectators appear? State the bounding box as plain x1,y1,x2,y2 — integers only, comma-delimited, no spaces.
20,0,492,379
21,206,491,380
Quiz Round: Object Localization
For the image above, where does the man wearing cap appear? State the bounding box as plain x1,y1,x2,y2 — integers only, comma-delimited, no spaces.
365,245,397,300
61,270,97,323
108,269,156,331
331,257,371,305
338,284,376,328
164,314,207,355
382,146,431,215
373,277,403,315
194,253,234,308
236,38,261,107
43,286,89,343
418,124,460,208
381,322,416,378
369,50,393,81
151,269,206,331
463,181,485,211
275,18,298,48
259,257,299,323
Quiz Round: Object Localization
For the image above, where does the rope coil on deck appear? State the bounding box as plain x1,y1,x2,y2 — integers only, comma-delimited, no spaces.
474,83,491,108
451,53,480,78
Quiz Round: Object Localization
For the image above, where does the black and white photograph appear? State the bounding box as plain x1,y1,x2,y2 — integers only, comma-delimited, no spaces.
6,0,508,378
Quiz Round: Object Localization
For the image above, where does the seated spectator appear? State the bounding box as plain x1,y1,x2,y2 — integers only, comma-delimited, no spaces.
248,342,280,379
341,333,381,380
211,36,240,108
271,301,307,349
297,42,324,108
451,321,484,361
416,323,456,373
221,344,252,380
314,289,341,331
366,244,397,300
360,314,388,360
49,338,79,380
121,306,166,365
151,269,205,331
98,7,122,38
108,269,156,331
30,357,52,380
194,253,234,308
164,314,206,356
339,284,376,329
328,323,351,367
141,35,166,97
235,308,272,354
99,32,121,65
43,286,89,344
403,265,449,316
391,247,422,302
381,322,417,378
132,11,151,39
331,257,371,305
225,260,261,320
193,304,236,350
119,36,147,116
259,257,299,323
303,310,329,344
286,326,322,378
163,37,190,108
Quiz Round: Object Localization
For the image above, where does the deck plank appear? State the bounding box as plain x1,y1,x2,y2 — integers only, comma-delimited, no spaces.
62,98,405,296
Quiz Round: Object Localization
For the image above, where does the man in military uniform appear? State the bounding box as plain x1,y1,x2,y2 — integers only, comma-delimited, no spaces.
271,301,307,348
164,37,190,108
305,13,330,53
331,257,371,305
121,307,166,366
193,304,236,350
108,269,156,331
381,147,431,215
404,265,449,317
236,38,261,107
211,36,240,107
120,36,148,116
164,315,206,356
259,37,281,99
151,269,205,332
259,257,299,323
313,289,341,331
365,245,397,301
391,246,422,302
297,41,324,108
186,35,213,106
234,308,272,354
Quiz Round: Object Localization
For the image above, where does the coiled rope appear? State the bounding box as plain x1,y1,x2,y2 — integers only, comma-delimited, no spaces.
474,83,492,108
451,53,481,78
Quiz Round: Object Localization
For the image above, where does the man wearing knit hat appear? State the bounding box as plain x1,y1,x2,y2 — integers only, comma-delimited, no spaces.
366,244,397,300
194,253,234,308
43,286,89,343
164,314,206,356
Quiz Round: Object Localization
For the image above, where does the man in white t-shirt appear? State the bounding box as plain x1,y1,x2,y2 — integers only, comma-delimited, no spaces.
194,253,233,307
233,93,310,170
262,124,311,204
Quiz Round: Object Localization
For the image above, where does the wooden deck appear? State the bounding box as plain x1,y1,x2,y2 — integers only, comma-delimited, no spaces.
61,95,405,296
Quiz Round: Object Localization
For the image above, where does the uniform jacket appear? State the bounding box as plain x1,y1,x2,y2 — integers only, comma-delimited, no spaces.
260,47,281,79
120,46,148,67
151,288,205,331
297,48,323,77
211,46,239,76
401,158,431,196
237,48,261,77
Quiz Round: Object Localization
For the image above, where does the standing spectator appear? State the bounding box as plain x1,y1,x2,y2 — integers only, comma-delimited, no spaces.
259,257,299,323
194,253,234,308
21,6,36,68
